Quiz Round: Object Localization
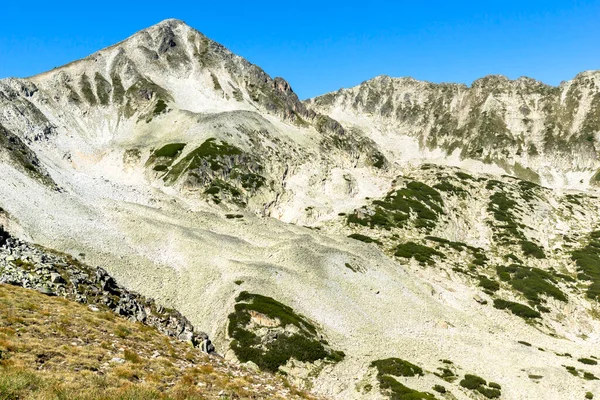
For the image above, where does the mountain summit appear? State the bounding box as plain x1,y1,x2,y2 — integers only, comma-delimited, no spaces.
1,20,600,399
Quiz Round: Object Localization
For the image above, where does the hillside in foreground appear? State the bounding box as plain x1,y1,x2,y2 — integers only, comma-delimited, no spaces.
0,283,316,399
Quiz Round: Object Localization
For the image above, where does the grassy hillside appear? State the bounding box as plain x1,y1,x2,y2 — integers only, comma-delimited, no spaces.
0,283,316,400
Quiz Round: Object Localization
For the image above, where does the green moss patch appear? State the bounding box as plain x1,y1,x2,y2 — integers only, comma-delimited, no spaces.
227,292,344,373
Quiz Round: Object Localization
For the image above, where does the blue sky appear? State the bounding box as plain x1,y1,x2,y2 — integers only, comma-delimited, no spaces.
1,1,599,99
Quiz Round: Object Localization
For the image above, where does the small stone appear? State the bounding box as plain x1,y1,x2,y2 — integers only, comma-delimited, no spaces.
37,286,55,296
243,361,260,372
50,272,65,284
88,304,100,312
136,310,147,322
110,357,125,364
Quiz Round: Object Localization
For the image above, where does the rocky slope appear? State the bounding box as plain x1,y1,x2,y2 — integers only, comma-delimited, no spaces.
0,225,213,350
1,18,600,399
308,73,600,189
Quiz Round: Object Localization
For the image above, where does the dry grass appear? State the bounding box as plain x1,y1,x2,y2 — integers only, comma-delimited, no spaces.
0,284,319,399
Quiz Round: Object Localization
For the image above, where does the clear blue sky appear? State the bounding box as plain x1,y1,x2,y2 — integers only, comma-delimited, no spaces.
1,1,599,99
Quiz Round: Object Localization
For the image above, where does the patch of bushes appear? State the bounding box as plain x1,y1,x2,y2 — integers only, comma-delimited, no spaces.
435,366,457,382
395,242,445,265
153,143,186,158
455,171,474,181
370,358,437,400
347,180,444,232
521,240,546,259
432,384,446,394
153,99,168,116
459,374,501,399
433,181,465,195
425,236,468,252
579,358,598,365
371,358,424,378
348,233,382,245
493,299,541,319
165,138,243,182
233,171,266,190
584,371,599,380
487,191,524,242
227,292,343,372
478,276,499,293
496,264,566,306
571,231,600,299
376,376,437,400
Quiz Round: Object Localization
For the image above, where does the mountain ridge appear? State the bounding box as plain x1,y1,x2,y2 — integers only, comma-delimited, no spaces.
2,19,600,399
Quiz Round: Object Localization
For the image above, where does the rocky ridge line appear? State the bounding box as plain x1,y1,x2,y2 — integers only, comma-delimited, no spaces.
0,225,215,353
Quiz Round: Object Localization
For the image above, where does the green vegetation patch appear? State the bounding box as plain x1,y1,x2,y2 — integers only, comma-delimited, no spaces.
166,138,243,182
371,358,424,378
520,240,546,259
347,181,444,231
571,231,600,299
459,374,501,399
478,276,500,293
394,242,445,265
579,358,598,365
94,73,111,105
227,292,344,373
433,180,465,196
487,191,524,242
80,74,97,105
493,298,541,319
496,264,566,306
153,143,186,158
348,233,382,245
152,99,168,116
231,170,266,190
370,358,437,400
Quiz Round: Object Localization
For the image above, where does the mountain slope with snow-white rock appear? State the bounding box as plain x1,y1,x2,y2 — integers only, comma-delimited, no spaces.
1,19,600,399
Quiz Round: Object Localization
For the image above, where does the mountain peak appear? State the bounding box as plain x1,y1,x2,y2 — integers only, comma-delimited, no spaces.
155,18,188,27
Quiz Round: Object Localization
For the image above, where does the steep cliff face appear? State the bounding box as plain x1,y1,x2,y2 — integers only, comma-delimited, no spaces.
307,73,600,188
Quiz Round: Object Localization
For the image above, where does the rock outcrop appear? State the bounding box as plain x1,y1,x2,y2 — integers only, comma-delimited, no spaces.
0,225,215,353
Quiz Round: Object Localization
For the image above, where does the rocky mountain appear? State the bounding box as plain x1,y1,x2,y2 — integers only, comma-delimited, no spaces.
308,73,600,189
1,18,600,399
